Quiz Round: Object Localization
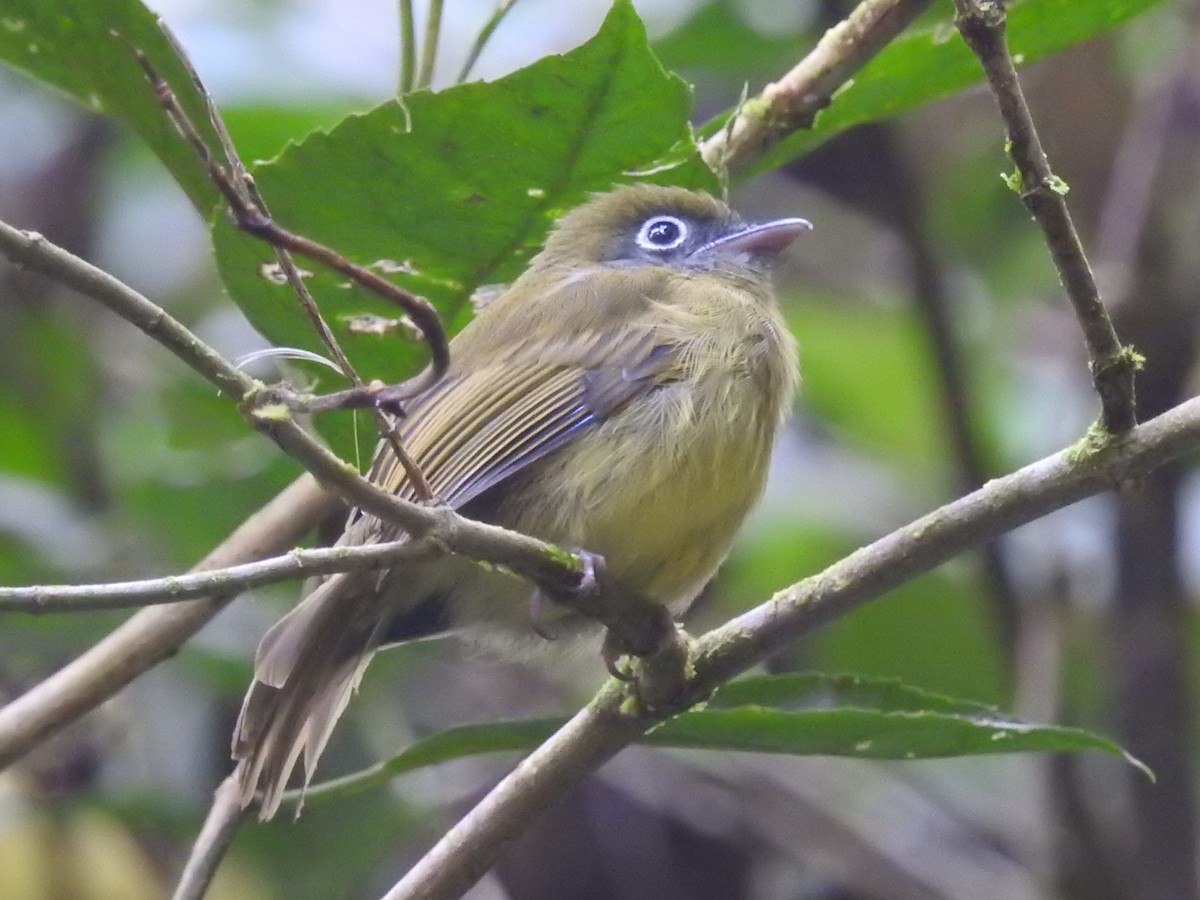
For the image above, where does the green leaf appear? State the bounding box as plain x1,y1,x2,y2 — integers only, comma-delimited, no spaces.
649,704,1149,775
724,0,1170,177
296,673,1147,808
210,0,718,404
652,673,1150,776
294,719,562,808
0,0,222,212
221,104,359,169
806,570,1007,705
707,671,996,715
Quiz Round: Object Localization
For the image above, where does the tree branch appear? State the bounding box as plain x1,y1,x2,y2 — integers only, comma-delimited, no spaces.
0,474,339,769
172,775,249,900
699,0,933,174
383,397,1200,900
0,220,578,590
952,0,1137,433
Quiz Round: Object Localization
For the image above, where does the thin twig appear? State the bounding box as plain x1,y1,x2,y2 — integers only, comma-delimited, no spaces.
0,475,338,769
952,0,1138,433
120,32,450,406
383,396,1200,900
417,0,445,89
699,0,932,175
457,0,519,83
172,775,249,900
0,537,441,613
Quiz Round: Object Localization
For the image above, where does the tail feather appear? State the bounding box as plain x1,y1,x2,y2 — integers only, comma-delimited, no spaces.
232,572,381,819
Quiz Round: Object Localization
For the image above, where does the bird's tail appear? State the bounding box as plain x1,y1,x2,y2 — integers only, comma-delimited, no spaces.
232,571,382,819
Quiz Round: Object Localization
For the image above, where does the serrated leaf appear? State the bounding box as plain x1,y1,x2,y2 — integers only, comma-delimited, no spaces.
210,0,718,406
296,673,1148,809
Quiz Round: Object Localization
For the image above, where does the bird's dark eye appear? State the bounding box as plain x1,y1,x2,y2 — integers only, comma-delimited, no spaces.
635,215,688,251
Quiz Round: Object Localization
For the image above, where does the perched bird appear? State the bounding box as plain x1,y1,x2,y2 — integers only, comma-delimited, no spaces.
233,184,808,818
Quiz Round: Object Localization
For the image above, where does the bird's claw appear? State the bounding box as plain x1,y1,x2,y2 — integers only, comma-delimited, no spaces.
601,629,635,681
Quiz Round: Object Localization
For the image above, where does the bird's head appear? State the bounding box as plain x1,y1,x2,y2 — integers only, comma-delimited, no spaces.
534,184,811,275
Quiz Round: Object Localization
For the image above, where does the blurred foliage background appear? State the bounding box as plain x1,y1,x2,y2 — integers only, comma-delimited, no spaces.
1,0,1198,898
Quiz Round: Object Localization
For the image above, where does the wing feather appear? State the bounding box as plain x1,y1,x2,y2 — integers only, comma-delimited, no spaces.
364,329,674,520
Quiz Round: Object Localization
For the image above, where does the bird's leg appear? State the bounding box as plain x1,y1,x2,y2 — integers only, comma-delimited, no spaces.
531,549,684,689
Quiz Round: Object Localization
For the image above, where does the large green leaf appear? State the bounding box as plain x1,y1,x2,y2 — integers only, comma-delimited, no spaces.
295,673,1146,808
707,672,992,715
0,0,221,212
714,0,1170,177
210,0,718,395
650,673,1147,771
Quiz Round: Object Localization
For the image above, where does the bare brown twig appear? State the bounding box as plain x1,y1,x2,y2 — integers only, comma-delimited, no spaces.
0,536,441,612
126,25,438,498
0,217,684,896
0,6,1154,898
120,30,450,411
952,0,1138,433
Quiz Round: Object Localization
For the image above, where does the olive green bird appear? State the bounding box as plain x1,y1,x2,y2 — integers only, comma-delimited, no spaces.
233,184,809,818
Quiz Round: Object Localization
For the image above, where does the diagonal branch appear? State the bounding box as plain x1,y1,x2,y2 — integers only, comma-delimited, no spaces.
952,0,1138,433
0,220,574,588
457,0,520,84
173,775,249,900
384,397,1200,900
0,219,680,755
121,29,449,409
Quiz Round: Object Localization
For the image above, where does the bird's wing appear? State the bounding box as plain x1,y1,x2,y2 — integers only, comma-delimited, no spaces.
365,327,677,519
235,326,679,816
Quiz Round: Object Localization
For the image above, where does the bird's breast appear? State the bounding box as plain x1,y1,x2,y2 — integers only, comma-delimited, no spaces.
503,281,797,608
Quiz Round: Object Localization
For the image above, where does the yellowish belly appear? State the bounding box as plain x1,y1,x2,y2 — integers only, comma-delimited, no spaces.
504,373,778,606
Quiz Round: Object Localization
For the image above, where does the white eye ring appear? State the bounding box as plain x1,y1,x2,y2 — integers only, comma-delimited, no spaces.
635,215,688,251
